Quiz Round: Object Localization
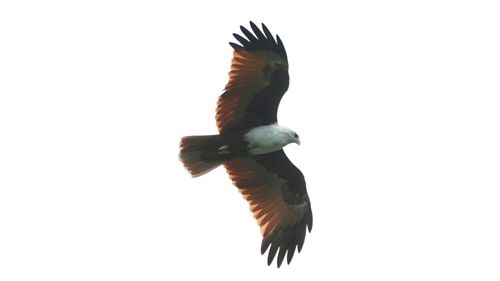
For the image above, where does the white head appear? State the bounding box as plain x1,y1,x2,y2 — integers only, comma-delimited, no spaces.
279,126,301,146
244,124,301,155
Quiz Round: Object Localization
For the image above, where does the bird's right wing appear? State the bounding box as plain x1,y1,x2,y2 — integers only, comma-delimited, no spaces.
224,150,313,267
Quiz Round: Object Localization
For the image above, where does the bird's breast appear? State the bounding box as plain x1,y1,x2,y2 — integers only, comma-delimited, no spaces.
244,124,288,155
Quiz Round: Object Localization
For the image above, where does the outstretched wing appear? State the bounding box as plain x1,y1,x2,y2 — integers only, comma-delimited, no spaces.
216,22,289,134
224,150,313,267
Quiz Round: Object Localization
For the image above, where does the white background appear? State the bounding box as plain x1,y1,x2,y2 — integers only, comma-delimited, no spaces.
1,0,499,280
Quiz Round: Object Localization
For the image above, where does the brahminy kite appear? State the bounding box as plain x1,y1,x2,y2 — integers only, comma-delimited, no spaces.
179,22,312,267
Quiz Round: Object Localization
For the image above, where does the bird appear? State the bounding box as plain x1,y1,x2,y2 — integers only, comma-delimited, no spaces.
179,22,312,267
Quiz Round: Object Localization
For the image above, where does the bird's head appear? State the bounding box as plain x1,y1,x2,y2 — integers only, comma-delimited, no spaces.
284,128,300,146
292,131,301,145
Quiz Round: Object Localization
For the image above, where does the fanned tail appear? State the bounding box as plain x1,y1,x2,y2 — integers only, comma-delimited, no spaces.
179,135,224,177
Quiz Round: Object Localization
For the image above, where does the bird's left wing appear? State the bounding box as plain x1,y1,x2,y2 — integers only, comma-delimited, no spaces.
224,150,313,267
216,22,289,134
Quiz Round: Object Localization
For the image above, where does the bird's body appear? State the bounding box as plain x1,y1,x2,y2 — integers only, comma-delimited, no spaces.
180,124,298,176
179,22,312,267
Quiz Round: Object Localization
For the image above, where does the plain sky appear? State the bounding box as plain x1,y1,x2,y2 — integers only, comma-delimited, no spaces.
1,0,499,280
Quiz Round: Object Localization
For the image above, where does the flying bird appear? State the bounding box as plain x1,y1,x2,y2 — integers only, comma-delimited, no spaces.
179,22,312,267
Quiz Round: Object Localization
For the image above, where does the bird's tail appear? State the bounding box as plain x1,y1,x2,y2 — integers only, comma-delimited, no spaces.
179,135,224,177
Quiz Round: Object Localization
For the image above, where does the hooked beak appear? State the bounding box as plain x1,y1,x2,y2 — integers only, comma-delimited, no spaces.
296,138,301,145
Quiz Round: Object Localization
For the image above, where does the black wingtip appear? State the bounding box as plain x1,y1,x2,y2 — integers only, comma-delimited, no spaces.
229,42,243,50
240,25,257,43
261,23,275,43
286,246,296,264
261,235,271,254
261,245,267,255
229,22,287,60
234,33,253,48
267,243,279,266
267,254,273,266
277,247,287,268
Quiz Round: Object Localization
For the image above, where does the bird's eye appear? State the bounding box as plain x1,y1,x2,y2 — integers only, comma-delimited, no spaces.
293,133,298,138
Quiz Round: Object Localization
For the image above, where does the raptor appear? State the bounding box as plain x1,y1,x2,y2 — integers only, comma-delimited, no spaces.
179,22,312,267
